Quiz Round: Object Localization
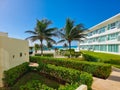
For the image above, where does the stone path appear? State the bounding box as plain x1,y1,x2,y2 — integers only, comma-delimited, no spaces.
92,67,120,90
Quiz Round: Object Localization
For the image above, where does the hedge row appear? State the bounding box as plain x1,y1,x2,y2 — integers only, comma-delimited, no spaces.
30,56,111,79
3,62,29,87
37,62,93,89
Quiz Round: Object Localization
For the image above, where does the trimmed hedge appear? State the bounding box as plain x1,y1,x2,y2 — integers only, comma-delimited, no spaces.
38,62,93,89
3,62,29,87
35,53,54,57
30,56,111,79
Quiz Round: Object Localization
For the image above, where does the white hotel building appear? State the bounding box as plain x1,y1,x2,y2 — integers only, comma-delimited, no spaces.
79,13,120,54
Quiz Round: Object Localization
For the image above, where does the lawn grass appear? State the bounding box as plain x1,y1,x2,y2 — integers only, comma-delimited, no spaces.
12,72,60,90
81,50,120,68
82,50,120,60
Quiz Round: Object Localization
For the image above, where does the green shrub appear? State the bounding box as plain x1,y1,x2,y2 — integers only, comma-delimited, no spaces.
104,59,120,65
58,83,79,90
38,62,93,88
35,53,54,57
82,53,100,62
30,56,111,79
60,49,75,56
38,63,81,83
64,52,81,58
3,62,29,87
80,72,93,89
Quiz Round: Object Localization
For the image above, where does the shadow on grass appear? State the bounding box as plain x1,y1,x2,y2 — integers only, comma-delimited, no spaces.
5,71,63,90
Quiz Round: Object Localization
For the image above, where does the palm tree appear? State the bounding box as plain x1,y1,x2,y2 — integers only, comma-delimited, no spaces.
58,18,86,57
25,19,57,55
47,41,53,50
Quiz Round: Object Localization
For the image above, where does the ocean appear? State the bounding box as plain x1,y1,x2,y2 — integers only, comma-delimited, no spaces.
53,46,77,50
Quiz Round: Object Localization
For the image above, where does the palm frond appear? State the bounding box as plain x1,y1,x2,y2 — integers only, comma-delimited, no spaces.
25,36,38,41
46,38,56,44
57,39,66,44
25,30,37,34
45,28,57,33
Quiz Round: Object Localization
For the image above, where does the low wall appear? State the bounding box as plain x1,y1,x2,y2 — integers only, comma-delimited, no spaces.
76,85,87,90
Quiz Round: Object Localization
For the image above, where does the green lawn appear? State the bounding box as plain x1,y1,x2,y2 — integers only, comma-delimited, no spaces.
11,72,61,90
82,50,120,60
81,50,120,68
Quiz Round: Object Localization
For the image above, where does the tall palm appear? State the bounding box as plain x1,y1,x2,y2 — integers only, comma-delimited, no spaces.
25,19,57,55
58,18,86,57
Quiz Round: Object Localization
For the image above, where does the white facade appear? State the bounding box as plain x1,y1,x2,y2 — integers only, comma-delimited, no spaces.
79,13,120,54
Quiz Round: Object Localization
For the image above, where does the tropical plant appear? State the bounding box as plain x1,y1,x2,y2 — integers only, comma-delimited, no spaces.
34,44,40,53
58,18,86,57
63,43,68,49
47,41,53,50
25,19,57,55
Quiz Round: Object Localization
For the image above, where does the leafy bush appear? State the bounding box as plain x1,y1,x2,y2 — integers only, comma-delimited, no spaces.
104,59,120,65
37,62,93,88
64,52,81,58
58,83,79,90
3,62,29,87
35,53,54,57
30,56,111,79
38,63,81,83
82,53,100,62
60,49,81,58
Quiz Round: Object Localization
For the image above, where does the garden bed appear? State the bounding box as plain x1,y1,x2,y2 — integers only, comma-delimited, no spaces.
12,72,62,90
3,62,93,90
30,56,111,79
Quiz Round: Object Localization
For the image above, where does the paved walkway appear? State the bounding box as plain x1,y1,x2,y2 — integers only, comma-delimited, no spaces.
92,67,120,90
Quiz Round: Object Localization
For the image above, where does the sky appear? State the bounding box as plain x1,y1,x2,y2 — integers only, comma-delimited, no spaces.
0,0,120,46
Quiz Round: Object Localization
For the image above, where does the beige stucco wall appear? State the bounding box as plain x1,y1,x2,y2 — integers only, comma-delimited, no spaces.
0,36,29,87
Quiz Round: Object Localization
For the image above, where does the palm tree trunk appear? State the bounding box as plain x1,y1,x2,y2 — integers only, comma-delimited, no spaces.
68,41,71,58
40,40,43,56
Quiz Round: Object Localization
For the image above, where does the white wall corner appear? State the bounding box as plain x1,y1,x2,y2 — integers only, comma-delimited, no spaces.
76,84,87,90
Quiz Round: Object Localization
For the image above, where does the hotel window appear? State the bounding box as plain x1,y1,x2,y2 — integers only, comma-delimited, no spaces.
108,44,118,52
98,36,106,42
108,33,118,40
108,21,117,30
111,22,116,29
